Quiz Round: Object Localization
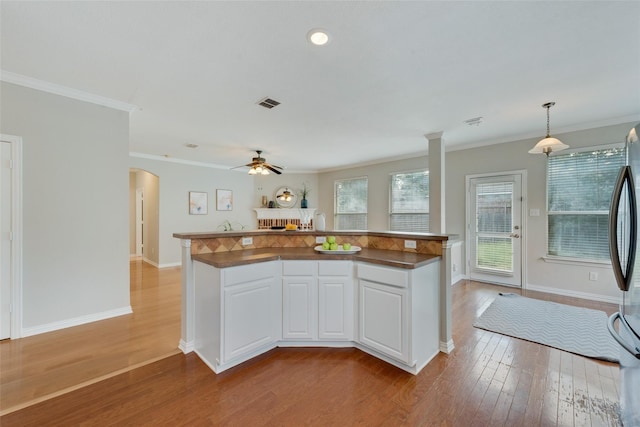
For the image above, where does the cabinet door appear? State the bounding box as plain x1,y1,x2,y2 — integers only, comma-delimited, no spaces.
223,276,279,363
282,276,316,340
318,276,353,340
359,279,409,364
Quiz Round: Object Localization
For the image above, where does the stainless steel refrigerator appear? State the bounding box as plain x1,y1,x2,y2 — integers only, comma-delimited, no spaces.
609,122,640,426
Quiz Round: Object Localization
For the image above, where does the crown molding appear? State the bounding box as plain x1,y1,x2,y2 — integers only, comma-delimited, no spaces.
0,70,138,113
129,152,231,170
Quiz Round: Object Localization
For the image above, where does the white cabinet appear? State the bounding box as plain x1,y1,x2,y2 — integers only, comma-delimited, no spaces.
193,260,281,373
359,278,409,363
318,261,353,341
282,260,353,342
282,261,316,340
193,256,439,375
357,261,439,372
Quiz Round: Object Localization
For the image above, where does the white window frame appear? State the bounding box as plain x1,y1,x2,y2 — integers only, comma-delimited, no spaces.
334,176,368,230
543,142,625,265
388,169,429,232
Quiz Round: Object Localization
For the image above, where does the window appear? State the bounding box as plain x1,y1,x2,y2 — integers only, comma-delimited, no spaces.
334,177,367,230
547,146,626,260
390,171,429,232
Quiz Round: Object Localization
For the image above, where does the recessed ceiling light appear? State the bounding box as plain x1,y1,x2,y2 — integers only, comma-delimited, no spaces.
307,29,330,46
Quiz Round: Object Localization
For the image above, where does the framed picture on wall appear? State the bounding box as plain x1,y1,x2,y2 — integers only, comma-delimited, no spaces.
189,191,208,215
217,189,233,211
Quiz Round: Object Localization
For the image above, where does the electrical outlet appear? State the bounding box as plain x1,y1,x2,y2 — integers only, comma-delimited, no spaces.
453,263,458,272
242,237,253,246
316,236,326,244
589,272,598,281
404,240,417,249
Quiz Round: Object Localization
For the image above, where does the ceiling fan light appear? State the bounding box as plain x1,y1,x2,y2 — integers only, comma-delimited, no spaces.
261,168,270,175
248,167,258,175
278,188,292,201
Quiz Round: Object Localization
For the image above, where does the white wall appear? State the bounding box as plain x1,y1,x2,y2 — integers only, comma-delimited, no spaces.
318,155,429,231
316,122,637,302
446,122,635,302
128,156,320,266
0,82,131,333
129,171,136,255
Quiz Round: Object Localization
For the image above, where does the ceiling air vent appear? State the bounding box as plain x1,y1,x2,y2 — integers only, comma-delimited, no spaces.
257,97,281,109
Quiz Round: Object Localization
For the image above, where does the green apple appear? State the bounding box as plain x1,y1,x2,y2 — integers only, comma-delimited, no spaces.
322,241,330,250
342,243,351,251
327,235,336,244
330,243,339,251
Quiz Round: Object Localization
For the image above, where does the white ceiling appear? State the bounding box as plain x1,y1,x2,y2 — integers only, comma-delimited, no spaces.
2,1,639,173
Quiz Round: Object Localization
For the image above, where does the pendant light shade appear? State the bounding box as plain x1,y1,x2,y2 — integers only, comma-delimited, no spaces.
529,102,569,156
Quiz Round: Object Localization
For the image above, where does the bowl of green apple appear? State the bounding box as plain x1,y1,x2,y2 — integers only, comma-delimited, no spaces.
314,236,361,254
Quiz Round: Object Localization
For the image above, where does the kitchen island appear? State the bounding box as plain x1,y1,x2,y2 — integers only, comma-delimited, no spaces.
173,230,456,374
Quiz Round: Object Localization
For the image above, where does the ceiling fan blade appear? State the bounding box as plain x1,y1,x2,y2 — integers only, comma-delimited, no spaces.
231,163,253,170
268,163,283,170
264,164,282,174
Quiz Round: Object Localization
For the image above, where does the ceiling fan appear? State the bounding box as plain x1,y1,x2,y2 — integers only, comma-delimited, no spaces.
233,150,283,175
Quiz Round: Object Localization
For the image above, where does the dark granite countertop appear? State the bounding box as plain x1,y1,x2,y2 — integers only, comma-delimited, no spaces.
174,229,456,241
192,247,440,270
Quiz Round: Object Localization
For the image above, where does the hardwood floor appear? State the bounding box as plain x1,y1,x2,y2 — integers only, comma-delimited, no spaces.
1,265,622,426
0,258,182,414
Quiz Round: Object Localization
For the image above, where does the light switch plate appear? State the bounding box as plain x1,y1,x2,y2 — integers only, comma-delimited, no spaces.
529,209,540,217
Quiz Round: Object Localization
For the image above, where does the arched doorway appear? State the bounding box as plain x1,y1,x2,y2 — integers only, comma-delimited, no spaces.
129,169,160,266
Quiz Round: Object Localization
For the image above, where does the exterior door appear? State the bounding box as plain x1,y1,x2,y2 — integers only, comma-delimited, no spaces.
468,173,523,287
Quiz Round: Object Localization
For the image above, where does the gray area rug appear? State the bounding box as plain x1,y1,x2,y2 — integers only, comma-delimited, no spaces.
473,293,619,363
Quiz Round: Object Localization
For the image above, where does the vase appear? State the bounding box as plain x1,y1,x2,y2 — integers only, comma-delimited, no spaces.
301,198,308,208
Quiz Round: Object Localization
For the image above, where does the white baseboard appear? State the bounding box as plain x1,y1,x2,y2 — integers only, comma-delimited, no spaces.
439,340,455,353
158,261,181,268
526,283,621,305
451,273,468,285
179,339,194,354
142,257,159,267
142,257,181,269
21,306,133,337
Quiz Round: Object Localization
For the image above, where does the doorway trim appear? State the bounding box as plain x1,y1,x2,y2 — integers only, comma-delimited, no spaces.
465,169,527,288
1,134,23,338
135,188,143,256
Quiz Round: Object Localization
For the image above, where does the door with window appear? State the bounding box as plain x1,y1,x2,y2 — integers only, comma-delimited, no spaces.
468,173,523,287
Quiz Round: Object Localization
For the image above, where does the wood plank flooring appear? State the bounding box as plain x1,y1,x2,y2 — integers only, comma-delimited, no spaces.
0,258,182,414
1,264,622,426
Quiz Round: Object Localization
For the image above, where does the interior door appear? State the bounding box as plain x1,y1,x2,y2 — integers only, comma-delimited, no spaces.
1,142,12,339
468,174,523,287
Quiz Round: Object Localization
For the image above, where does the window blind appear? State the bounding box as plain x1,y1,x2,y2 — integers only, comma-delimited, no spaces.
334,177,368,230
547,147,626,260
390,171,429,232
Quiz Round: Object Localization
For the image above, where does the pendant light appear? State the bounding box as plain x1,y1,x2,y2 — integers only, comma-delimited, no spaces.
528,102,569,156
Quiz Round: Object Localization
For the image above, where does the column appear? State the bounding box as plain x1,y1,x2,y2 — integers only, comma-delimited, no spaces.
426,132,445,234
179,239,194,353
